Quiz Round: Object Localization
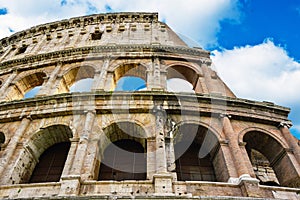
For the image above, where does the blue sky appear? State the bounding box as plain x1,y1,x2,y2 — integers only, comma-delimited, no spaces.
0,0,299,139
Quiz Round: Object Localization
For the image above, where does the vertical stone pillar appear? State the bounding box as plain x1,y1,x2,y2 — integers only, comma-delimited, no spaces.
165,118,176,173
0,70,18,96
279,121,300,164
37,62,63,96
146,138,156,180
153,105,167,173
148,57,164,90
71,110,96,175
0,117,31,184
104,71,114,91
59,110,95,196
220,114,262,197
91,58,110,91
220,114,253,178
152,105,173,194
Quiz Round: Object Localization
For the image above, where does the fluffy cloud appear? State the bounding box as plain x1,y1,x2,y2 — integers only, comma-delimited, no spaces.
0,0,240,48
211,39,300,137
212,39,300,105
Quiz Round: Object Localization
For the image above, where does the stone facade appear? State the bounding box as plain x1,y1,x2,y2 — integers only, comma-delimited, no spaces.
0,12,299,200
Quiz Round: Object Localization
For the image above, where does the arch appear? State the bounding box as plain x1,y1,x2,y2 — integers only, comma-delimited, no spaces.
166,63,200,92
243,130,300,188
166,62,202,76
98,139,146,181
238,127,288,149
11,124,73,184
112,63,147,91
58,65,95,93
175,120,222,141
101,121,147,151
29,142,71,183
174,123,220,182
6,72,46,100
98,121,147,181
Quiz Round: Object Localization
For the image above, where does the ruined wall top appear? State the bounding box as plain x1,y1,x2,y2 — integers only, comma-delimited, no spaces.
0,12,196,63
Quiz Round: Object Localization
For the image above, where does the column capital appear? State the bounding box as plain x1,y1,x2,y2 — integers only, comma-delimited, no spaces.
278,121,293,129
152,105,166,118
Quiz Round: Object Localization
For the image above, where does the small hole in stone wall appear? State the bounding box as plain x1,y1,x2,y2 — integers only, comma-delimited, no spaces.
15,45,28,55
91,32,102,40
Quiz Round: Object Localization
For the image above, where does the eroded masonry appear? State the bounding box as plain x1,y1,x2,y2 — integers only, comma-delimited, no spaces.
0,12,299,200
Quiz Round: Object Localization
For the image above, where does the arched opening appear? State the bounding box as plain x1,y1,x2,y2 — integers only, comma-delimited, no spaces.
115,76,146,91
99,139,146,180
0,132,5,151
113,64,147,91
58,66,95,94
167,78,194,93
98,122,147,181
24,86,42,99
167,66,197,93
174,124,219,182
29,142,70,183
70,78,93,92
11,125,73,184
244,131,300,188
6,72,46,100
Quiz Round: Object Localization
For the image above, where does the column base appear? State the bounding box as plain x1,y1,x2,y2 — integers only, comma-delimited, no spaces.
59,175,81,196
153,173,173,194
238,174,262,198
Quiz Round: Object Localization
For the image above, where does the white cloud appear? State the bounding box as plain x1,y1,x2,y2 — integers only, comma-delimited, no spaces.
212,39,300,106
0,0,240,48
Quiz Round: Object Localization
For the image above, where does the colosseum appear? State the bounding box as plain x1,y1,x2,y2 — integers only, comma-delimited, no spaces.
0,12,299,199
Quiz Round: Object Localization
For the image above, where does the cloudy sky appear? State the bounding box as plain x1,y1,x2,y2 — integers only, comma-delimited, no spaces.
0,0,299,138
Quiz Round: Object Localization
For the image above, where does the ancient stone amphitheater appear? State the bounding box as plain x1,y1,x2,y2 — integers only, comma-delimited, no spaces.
0,12,299,200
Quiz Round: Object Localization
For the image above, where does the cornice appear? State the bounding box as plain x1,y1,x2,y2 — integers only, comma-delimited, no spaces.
0,44,210,71
0,12,159,48
0,91,290,125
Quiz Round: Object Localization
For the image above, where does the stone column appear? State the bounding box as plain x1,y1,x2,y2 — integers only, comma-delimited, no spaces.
91,58,110,91
71,110,96,175
37,62,63,96
148,57,164,90
165,118,176,173
0,117,31,184
0,70,18,96
104,71,114,91
279,121,300,164
59,110,95,196
220,114,253,178
153,105,167,173
220,115,262,197
152,105,173,194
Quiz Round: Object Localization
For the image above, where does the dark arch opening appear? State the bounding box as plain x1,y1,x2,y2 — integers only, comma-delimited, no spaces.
29,142,70,183
0,132,5,151
174,124,219,182
98,139,146,181
243,131,295,187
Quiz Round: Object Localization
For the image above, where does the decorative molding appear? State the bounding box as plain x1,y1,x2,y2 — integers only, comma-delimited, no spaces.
278,121,293,129
0,12,160,48
0,45,210,71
